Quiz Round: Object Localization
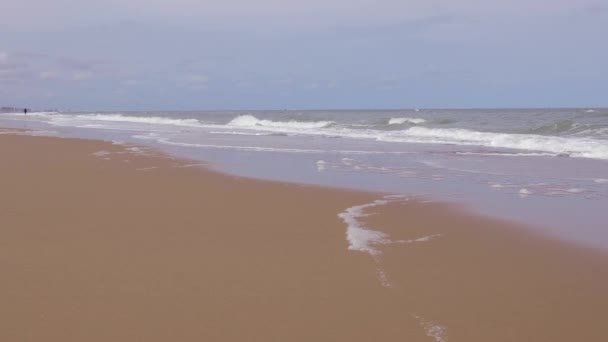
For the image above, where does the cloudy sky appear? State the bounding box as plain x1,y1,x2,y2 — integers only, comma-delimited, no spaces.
1,0,606,110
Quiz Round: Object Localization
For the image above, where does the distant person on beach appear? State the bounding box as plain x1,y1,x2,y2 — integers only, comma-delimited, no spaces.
23,108,27,115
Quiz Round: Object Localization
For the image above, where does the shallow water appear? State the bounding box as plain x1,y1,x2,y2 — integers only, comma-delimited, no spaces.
1,108,607,248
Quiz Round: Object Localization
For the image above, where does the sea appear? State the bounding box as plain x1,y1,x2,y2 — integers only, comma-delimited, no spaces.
1,108,607,248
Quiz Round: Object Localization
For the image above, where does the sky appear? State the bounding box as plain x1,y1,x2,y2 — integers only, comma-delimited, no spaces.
0,0,607,110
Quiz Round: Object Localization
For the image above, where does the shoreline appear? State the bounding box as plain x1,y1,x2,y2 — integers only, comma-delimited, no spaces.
2,114,608,250
2,131,608,341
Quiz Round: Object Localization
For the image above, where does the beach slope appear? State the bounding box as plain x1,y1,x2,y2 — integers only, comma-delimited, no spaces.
1,133,607,341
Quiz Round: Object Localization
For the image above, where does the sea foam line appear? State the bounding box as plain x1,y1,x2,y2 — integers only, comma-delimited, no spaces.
132,134,419,155
338,197,442,287
19,112,608,160
74,113,204,127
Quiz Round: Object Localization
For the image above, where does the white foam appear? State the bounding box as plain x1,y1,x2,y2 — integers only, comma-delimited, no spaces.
209,131,276,136
125,146,150,155
341,157,355,165
137,166,158,171
92,150,112,160
140,137,328,153
375,268,393,288
316,160,326,172
17,111,608,160
132,134,420,155
391,127,608,160
338,200,391,256
222,117,608,160
388,117,426,125
384,194,409,199
0,129,58,137
176,163,207,168
73,114,204,127
3,111,59,116
455,151,558,157
0,130,25,135
414,315,448,342
338,198,443,287
228,114,334,130
594,179,608,184
397,234,442,244
519,188,532,198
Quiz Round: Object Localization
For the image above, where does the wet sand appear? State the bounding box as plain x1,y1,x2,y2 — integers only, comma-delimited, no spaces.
1,132,607,341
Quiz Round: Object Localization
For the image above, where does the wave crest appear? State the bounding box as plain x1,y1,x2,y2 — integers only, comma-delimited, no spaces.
398,127,608,160
228,114,334,129
388,117,426,125
527,120,583,135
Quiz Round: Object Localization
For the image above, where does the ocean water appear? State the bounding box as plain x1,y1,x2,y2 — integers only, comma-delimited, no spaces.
1,108,607,248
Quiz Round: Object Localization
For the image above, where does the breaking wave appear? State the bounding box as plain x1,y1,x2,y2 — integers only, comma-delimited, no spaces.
17,111,608,161
388,117,427,125
228,114,334,129
527,120,582,135
395,127,608,160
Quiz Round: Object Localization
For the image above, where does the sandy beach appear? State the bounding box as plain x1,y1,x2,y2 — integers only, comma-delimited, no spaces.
1,131,607,342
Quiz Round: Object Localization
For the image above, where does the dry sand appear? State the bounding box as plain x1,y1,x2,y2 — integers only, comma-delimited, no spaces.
1,132,607,341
